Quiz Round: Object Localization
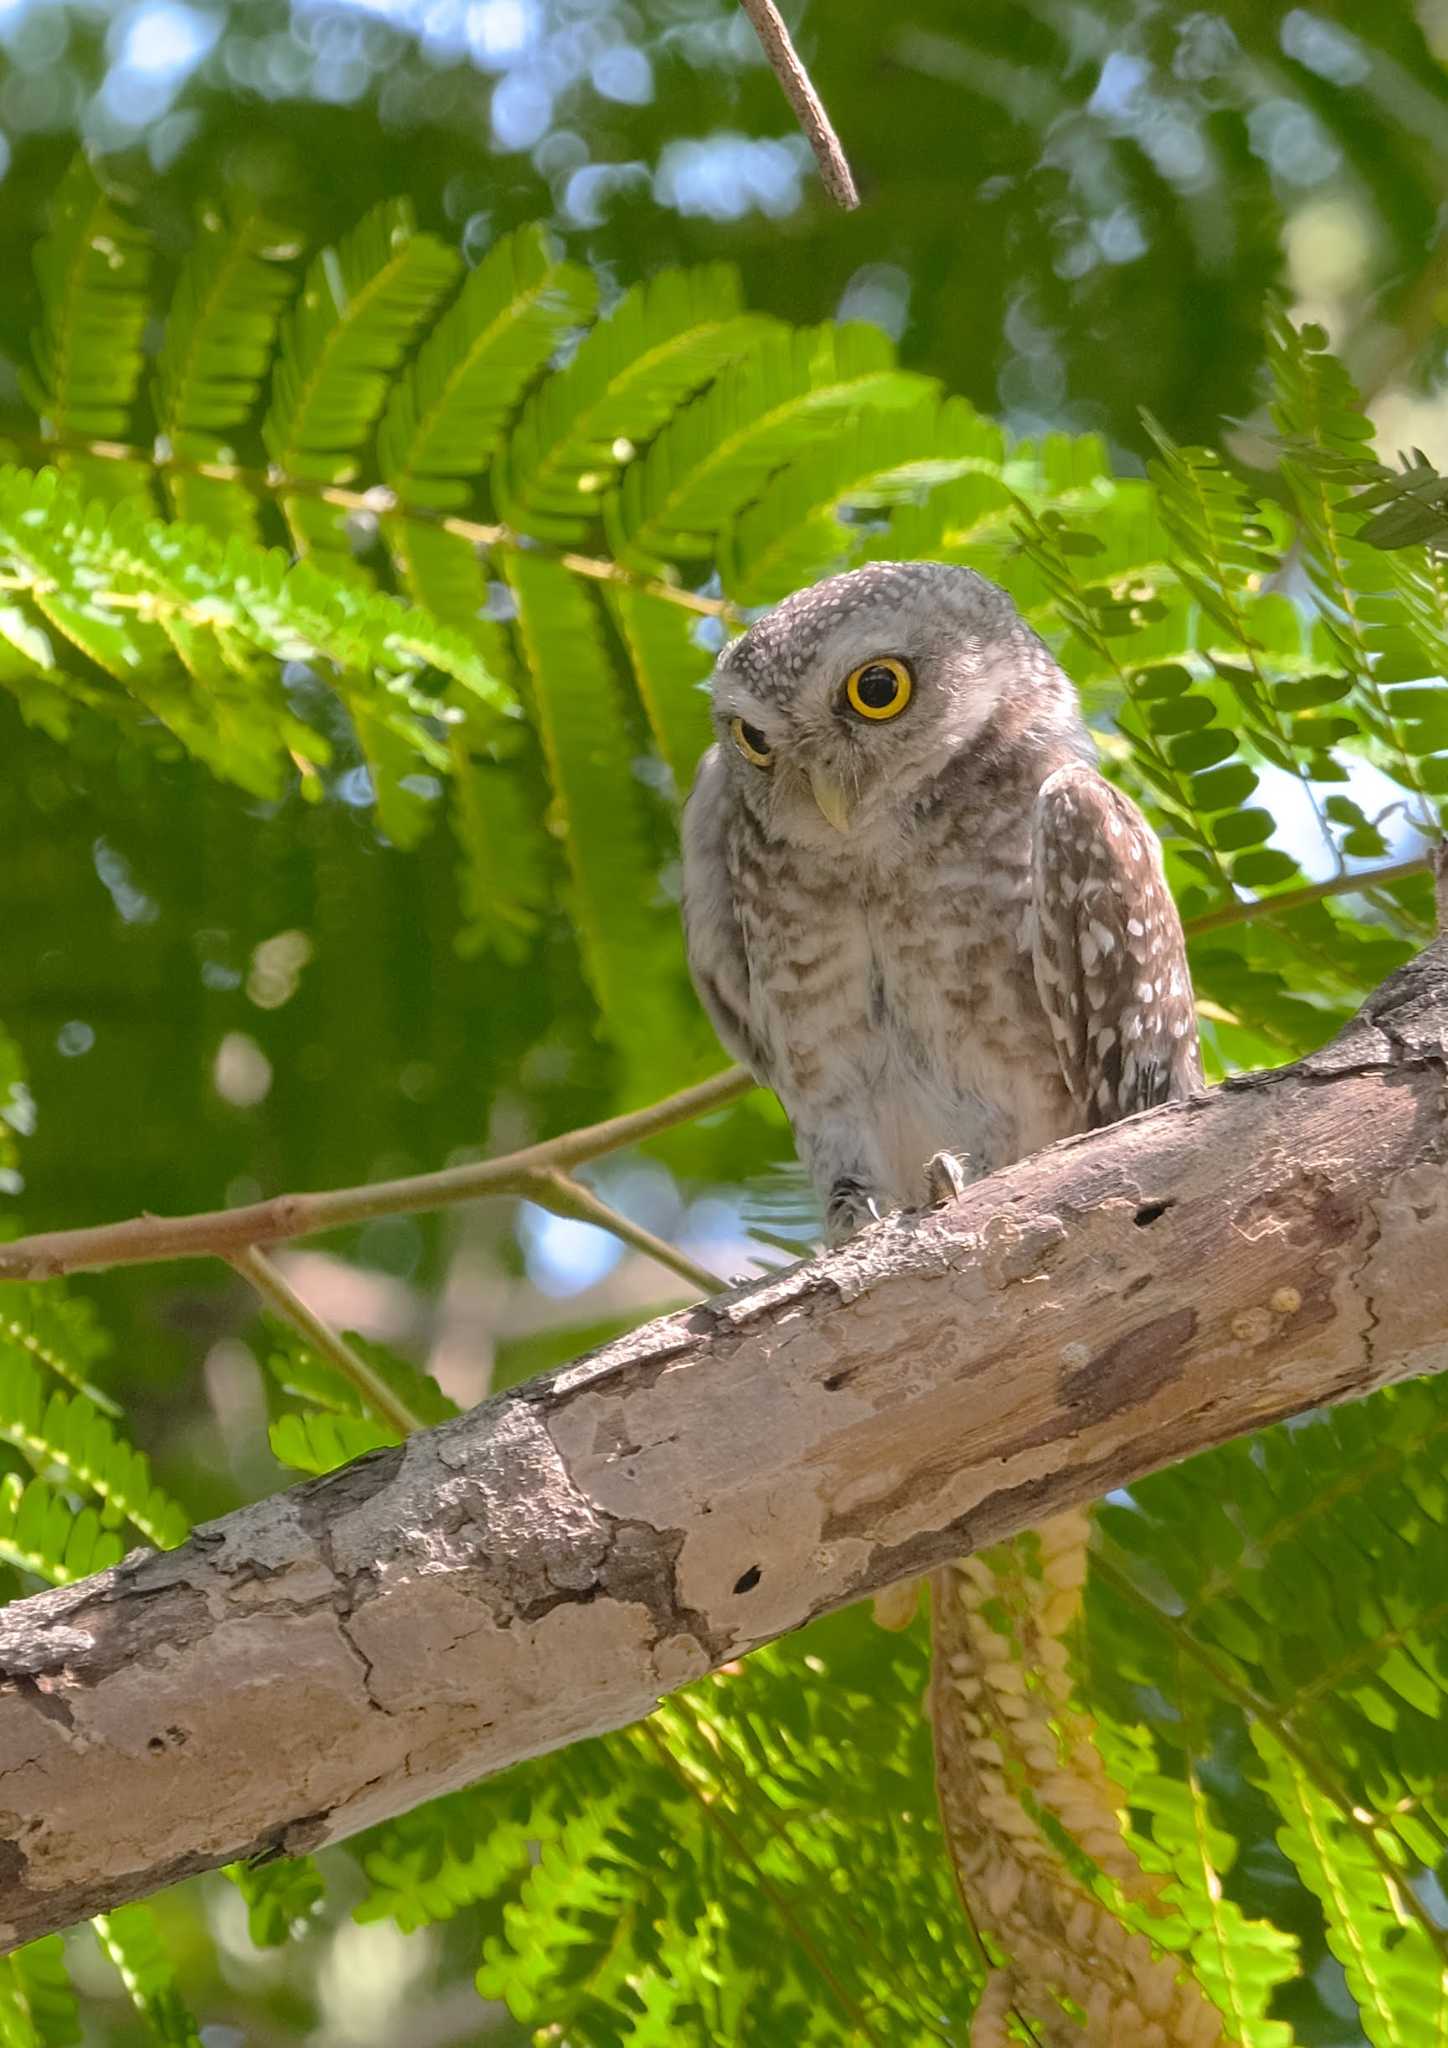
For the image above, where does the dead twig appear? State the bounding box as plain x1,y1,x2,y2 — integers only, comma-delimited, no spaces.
735,0,859,210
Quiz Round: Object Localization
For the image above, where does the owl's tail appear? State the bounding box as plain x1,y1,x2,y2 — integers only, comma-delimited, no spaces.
927,1514,1233,2046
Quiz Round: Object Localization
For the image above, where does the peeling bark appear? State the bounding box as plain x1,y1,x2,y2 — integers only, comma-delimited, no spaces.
3,935,1448,1948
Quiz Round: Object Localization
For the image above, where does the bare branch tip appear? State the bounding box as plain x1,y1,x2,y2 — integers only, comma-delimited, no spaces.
734,0,860,211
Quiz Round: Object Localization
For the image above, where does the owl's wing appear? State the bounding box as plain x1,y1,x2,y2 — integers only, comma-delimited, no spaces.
680,746,772,1083
1029,762,1202,1127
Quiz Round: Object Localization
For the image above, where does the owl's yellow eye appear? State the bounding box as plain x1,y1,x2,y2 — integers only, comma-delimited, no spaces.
844,657,912,721
731,716,773,767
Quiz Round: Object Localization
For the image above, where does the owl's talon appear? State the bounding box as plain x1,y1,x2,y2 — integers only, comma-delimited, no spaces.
923,1150,971,1207
871,1578,922,1631
826,1176,883,1243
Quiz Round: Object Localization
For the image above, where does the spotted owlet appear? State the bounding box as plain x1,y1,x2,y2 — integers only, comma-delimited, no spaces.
681,561,1201,1241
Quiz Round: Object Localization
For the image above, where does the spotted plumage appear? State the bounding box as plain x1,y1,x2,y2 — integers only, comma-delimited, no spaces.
681,562,1200,1240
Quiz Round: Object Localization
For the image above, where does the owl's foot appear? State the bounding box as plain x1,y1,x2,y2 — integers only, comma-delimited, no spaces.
871,1577,922,1631
923,1150,972,1207
826,1175,882,1244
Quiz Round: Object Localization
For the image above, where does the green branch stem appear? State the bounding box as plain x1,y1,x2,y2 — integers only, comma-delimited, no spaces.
227,1245,424,1438
1182,851,1435,938
19,432,743,624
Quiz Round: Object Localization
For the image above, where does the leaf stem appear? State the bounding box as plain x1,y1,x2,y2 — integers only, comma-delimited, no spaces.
1183,852,1435,938
0,1066,754,1285
228,1246,423,1437
15,432,744,625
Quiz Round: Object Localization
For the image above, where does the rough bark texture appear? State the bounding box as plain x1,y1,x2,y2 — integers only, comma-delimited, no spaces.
4,936,1447,1949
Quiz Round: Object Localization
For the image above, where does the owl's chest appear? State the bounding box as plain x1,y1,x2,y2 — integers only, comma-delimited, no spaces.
737,827,1072,1191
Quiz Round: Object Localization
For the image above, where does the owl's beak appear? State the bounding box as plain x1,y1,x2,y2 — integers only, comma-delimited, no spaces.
808,766,854,832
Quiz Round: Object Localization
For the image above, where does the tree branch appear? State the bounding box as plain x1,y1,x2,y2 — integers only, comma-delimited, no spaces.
0,1066,753,1284
5,928,1448,1948
1183,851,1435,938
227,1248,423,1438
735,0,859,209
4,834,1440,1297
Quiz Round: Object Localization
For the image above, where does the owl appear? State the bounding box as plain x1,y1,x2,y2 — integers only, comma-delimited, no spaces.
681,561,1201,1242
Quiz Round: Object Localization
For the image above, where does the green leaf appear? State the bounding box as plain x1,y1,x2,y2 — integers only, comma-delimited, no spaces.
720,392,1004,604
506,551,705,1091
91,1906,202,2048
606,586,715,799
153,209,298,539
500,264,766,542
227,1856,326,1947
0,1352,188,1549
612,322,929,569
23,157,152,503
263,198,460,557
264,1329,457,1428
269,1408,397,1475
379,222,596,508
0,1472,125,1584
0,1025,33,1196
448,713,556,962
0,1938,79,2048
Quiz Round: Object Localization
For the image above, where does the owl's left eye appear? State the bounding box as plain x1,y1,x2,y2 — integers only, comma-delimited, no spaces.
844,657,912,721
730,717,773,767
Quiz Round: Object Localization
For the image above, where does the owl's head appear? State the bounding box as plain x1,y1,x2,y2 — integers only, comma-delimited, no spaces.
707,561,1082,847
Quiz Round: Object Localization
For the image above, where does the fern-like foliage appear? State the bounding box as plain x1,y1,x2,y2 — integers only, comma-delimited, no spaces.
8,165,1443,1099
264,1327,457,1475
8,166,1448,2044
90,1907,202,2047
0,1936,78,2048
152,209,297,539
1090,1376,1448,2046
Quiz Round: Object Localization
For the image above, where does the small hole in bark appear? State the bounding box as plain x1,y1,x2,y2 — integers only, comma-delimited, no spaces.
148,1736,166,1754
1133,1200,1173,1227
823,1369,849,1390
733,1565,762,1594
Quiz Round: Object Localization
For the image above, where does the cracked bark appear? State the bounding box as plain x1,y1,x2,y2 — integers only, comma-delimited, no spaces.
3,932,1448,1948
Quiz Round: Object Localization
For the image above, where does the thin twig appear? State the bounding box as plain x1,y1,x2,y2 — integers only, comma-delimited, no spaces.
228,1246,423,1437
1183,852,1435,939
529,1168,725,1295
17,434,743,626
734,0,859,210
2,846,1441,1290
0,1067,755,1284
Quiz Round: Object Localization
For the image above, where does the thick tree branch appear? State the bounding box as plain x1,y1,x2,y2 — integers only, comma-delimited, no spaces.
4,930,1448,1948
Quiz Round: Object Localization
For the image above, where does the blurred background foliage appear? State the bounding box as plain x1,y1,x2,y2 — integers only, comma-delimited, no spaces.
5,0,1448,2043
